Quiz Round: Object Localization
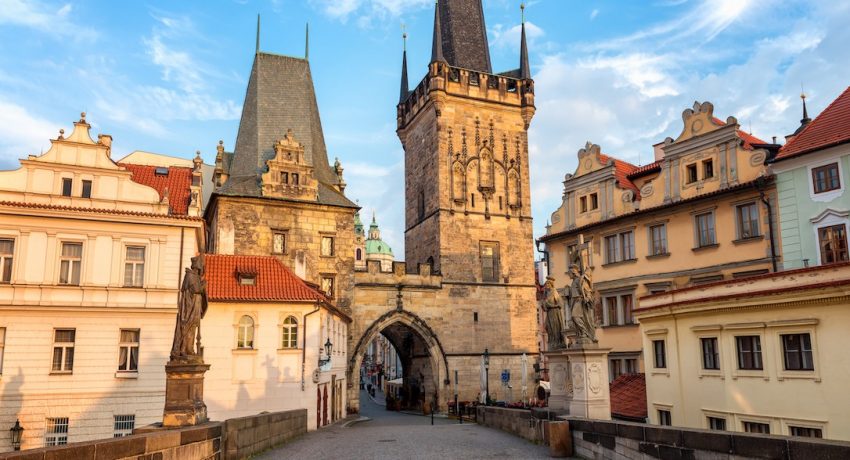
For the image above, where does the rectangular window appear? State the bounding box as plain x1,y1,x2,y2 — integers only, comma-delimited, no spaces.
736,202,760,239
0,327,5,375
605,231,634,263
0,238,13,283
649,224,667,256
610,359,622,380
695,212,716,247
281,172,289,184
272,232,286,254
701,337,720,370
480,241,500,282
45,417,69,446
686,164,698,183
321,236,335,257
703,159,714,179
123,247,145,287
602,294,634,326
52,329,75,372
782,333,814,371
118,329,140,373
605,297,618,326
321,276,335,299
743,421,770,434
708,417,726,431
590,193,598,210
812,163,840,194
81,180,92,198
790,426,823,438
113,415,135,437
625,358,637,374
291,173,299,185
653,340,666,368
818,224,849,264
658,410,672,426
61,178,72,197
579,196,587,213
736,336,763,370
59,242,82,285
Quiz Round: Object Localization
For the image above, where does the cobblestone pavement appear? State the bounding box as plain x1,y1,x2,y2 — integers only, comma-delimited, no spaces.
256,390,552,459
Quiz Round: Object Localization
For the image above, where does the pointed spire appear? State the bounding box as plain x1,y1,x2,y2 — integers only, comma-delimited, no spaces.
519,3,531,80
800,91,811,125
255,14,260,54
305,23,310,60
431,0,445,63
400,28,409,103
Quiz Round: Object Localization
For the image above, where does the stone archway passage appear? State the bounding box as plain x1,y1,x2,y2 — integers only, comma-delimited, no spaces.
348,310,449,414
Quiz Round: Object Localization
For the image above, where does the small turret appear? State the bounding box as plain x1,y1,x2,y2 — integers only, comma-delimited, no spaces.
430,0,445,64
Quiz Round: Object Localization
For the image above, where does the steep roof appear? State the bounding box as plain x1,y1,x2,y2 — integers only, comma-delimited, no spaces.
437,0,492,73
598,153,640,195
627,160,662,180
221,52,356,208
205,254,328,303
119,163,192,215
610,373,647,421
776,86,850,161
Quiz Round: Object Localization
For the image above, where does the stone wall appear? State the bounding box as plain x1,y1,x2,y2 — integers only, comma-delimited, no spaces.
565,416,850,460
222,409,307,460
0,423,221,460
475,406,559,444
0,409,307,460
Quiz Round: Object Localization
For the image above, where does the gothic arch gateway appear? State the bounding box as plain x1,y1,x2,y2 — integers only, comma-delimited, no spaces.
348,308,449,413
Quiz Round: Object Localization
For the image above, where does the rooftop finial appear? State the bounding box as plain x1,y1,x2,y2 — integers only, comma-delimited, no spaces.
305,23,309,60
800,84,811,125
80,112,86,122
256,14,260,54
400,25,410,103
519,3,531,80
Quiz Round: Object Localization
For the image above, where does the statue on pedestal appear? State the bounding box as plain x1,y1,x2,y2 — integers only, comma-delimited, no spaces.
170,255,208,362
566,236,597,345
541,276,566,350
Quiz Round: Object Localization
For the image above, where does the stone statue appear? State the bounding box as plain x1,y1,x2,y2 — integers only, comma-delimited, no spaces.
566,263,597,344
541,276,566,350
170,255,208,362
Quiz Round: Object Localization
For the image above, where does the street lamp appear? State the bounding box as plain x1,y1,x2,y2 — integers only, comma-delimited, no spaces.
483,348,490,406
9,419,23,451
318,338,333,367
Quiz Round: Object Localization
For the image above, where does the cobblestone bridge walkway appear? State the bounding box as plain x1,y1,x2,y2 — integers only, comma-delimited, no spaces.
257,390,551,459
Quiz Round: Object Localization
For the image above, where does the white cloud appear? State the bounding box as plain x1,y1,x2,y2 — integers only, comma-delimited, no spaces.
490,21,544,50
0,99,59,167
309,0,432,26
0,0,96,40
590,9,599,20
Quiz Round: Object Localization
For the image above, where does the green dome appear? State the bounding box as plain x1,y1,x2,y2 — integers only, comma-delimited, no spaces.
365,239,393,256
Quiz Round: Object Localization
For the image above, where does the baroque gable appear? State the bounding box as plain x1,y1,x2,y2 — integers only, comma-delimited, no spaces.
260,129,319,201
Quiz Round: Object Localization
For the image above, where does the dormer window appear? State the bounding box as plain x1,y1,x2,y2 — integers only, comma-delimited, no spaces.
154,167,169,176
238,273,256,286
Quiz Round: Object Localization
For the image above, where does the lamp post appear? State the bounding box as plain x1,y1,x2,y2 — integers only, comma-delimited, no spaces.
9,419,23,451
483,348,490,406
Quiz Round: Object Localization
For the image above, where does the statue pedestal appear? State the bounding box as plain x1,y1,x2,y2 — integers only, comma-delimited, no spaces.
163,360,211,427
546,346,611,420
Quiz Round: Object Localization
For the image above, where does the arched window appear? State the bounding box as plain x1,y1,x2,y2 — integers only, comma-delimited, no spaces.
282,316,298,349
237,315,254,349
356,248,362,261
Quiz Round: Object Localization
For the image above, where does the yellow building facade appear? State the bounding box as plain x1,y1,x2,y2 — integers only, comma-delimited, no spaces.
635,262,850,441
540,101,778,379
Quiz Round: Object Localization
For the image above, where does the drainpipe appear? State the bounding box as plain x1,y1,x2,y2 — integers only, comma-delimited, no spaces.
755,177,778,272
302,302,321,391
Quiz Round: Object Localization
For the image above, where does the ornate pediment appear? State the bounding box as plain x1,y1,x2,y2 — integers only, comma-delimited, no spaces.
574,142,609,177
260,129,318,201
673,101,737,144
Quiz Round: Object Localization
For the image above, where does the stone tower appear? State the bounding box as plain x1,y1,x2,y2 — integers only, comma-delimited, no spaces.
398,0,536,284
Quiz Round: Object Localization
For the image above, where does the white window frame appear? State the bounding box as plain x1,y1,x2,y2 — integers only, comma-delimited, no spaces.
811,210,849,265
280,315,299,350
117,329,140,374
781,417,827,439
734,201,761,240
320,235,335,257
58,241,83,285
45,417,69,446
740,416,773,435
236,314,256,349
113,414,135,437
608,354,639,382
51,328,75,374
693,210,717,248
726,323,768,381
653,404,673,426
692,325,723,378
645,328,669,375
123,246,146,288
807,157,845,202
769,319,820,382
0,237,14,284
603,230,635,264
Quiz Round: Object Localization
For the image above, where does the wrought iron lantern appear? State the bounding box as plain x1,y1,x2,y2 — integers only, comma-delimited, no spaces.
9,419,23,451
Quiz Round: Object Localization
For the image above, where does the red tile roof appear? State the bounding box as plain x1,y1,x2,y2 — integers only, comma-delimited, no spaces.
598,153,640,195
627,160,662,180
119,163,193,215
610,373,647,421
205,254,330,303
776,86,850,160
711,117,768,150
0,200,203,221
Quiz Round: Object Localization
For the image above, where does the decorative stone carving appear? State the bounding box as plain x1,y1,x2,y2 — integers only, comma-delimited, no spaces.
588,362,602,395
750,151,767,166
572,364,584,392
170,255,208,362
565,235,598,345
640,183,654,197
621,190,635,203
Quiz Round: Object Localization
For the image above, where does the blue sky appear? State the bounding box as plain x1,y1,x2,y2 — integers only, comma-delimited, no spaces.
1,0,848,258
